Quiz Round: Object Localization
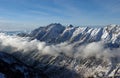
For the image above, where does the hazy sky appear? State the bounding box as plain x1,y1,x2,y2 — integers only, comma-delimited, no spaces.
0,0,120,30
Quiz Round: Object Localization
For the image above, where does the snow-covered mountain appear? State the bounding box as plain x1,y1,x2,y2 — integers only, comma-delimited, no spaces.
0,23,120,78
29,23,120,48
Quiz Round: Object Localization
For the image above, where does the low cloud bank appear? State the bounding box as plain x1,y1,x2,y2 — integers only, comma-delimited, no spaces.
0,33,119,60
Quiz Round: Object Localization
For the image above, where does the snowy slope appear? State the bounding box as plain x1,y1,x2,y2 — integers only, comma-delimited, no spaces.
0,52,47,78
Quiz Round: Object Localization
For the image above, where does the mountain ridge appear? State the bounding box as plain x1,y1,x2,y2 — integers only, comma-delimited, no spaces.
25,23,120,48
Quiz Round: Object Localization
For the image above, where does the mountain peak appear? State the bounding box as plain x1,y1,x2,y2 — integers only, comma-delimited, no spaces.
47,23,63,28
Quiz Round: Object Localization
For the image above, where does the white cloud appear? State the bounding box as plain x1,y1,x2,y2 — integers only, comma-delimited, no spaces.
0,33,119,60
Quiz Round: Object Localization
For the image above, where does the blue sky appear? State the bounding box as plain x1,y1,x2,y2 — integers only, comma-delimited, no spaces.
0,0,120,30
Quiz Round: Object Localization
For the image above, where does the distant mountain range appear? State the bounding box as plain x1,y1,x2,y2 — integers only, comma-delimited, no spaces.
20,23,120,48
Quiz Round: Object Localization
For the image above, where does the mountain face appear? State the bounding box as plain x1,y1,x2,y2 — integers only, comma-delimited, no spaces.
29,23,120,48
30,23,65,43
